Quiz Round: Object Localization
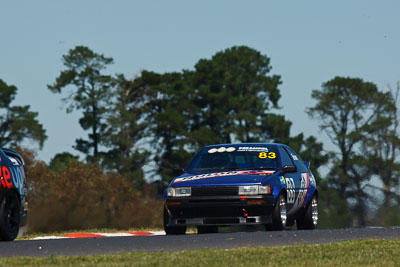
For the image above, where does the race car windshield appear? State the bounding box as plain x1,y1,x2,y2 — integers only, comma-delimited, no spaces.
187,145,278,172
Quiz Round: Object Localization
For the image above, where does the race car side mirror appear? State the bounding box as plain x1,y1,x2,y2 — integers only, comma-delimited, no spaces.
304,161,310,169
282,165,297,173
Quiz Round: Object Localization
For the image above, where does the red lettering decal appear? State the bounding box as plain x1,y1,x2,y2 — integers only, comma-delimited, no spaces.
0,167,4,188
2,167,12,188
0,171,2,188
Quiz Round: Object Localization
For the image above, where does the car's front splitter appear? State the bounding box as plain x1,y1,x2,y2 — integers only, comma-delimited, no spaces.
168,215,272,226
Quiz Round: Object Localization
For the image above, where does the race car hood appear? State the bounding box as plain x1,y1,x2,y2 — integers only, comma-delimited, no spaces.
171,170,276,186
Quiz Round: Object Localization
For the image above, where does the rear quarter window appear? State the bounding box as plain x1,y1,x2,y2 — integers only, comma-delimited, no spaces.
285,147,308,173
278,146,294,166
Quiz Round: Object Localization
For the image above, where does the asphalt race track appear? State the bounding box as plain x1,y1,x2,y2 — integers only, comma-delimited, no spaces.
1,227,400,257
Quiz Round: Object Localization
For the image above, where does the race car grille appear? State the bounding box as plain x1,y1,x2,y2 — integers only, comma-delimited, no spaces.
191,186,238,196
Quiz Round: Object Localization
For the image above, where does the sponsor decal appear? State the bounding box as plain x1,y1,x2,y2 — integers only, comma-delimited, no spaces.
258,152,276,159
208,148,218,153
208,147,236,153
9,165,24,193
238,146,269,152
8,157,19,166
291,154,299,160
217,147,226,153
226,147,236,152
0,166,13,188
297,173,309,205
173,170,275,183
288,173,310,214
285,177,295,203
280,176,286,185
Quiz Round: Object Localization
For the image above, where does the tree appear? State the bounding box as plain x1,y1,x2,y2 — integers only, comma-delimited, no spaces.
48,46,114,162
49,152,79,173
307,76,395,226
140,46,330,192
137,46,283,184
0,79,47,148
141,71,197,184
363,83,400,225
191,46,282,143
102,74,150,187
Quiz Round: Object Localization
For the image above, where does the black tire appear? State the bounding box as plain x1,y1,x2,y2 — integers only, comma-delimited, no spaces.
297,195,318,230
0,191,20,241
286,219,295,227
267,194,287,231
197,226,218,234
163,206,186,235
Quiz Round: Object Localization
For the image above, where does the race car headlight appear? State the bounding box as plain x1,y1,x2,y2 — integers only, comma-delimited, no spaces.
167,187,174,197
167,187,191,197
239,185,258,195
239,185,270,195
258,185,270,194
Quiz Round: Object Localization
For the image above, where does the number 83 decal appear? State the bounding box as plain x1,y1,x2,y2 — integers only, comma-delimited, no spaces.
258,152,276,159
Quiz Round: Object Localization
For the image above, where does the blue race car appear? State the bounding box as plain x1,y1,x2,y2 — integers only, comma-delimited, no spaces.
0,148,27,241
163,143,318,234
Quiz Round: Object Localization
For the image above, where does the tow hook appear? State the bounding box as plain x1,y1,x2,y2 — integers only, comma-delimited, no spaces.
242,208,248,218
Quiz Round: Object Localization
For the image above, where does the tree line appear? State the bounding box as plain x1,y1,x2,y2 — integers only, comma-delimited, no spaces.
0,45,399,229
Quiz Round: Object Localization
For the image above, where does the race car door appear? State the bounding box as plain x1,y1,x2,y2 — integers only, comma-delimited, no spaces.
285,147,310,214
278,146,301,213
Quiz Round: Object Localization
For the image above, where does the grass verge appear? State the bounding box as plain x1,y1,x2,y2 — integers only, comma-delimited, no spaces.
1,239,399,266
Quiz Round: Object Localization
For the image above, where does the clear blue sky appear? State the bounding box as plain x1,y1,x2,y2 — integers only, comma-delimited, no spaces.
1,1,399,162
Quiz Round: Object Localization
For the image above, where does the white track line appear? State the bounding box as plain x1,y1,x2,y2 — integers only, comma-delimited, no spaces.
32,236,70,240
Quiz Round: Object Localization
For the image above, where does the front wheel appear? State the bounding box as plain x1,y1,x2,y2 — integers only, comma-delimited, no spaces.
297,195,318,230
267,194,287,231
163,206,186,235
0,191,20,241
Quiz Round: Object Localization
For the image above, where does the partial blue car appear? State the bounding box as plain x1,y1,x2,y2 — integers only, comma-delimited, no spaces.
0,148,27,241
163,143,318,234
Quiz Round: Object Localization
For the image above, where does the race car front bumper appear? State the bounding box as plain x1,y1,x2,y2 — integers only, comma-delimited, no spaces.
165,195,275,226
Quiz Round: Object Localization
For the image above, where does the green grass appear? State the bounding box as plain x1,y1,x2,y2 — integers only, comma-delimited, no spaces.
1,239,399,266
